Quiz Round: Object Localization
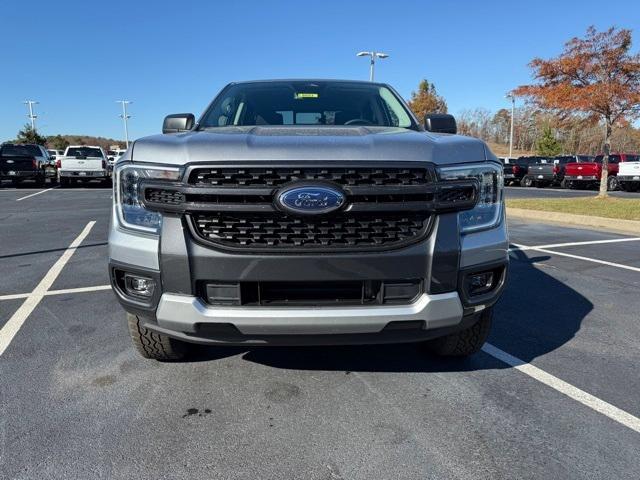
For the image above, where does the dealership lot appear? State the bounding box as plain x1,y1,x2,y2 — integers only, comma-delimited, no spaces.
505,185,640,199
1,186,639,480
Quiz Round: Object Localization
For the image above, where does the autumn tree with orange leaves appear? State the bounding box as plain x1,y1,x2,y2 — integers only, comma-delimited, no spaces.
514,26,640,197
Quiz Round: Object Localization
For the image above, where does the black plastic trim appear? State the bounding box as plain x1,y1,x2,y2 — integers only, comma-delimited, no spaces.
109,261,162,319
428,214,460,294
457,259,508,308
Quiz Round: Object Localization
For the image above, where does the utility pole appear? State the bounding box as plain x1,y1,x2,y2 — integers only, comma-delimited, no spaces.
23,100,39,130
506,94,515,158
116,100,132,148
356,51,389,81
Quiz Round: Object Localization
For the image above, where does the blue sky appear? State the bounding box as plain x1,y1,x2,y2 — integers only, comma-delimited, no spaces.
1,0,638,142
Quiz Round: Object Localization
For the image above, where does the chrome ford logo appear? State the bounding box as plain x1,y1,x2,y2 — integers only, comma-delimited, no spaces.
276,185,345,215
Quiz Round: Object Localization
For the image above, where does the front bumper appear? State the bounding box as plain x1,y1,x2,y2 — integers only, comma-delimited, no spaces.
109,205,508,345
564,175,598,181
59,169,110,178
617,176,640,182
1,171,43,178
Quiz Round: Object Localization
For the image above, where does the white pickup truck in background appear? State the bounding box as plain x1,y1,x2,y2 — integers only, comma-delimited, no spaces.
617,160,640,192
57,145,111,187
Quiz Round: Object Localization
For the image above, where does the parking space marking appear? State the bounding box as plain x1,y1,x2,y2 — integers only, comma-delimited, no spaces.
0,285,112,301
0,221,95,356
15,187,57,201
0,284,112,301
483,343,640,434
512,237,640,251
511,243,640,273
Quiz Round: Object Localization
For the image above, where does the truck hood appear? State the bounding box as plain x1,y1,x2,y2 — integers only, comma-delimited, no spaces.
129,126,492,166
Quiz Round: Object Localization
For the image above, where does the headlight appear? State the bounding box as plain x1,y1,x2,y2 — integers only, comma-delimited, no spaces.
114,164,182,234
438,162,503,233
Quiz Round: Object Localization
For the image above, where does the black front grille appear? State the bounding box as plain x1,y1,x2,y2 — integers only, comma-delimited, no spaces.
191,213,429,249
189,166,431,187
139,163,478,252
201,279,423,306
146,188,185,206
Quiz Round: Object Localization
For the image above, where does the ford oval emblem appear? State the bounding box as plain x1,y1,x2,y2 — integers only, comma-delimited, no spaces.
276,185,345,215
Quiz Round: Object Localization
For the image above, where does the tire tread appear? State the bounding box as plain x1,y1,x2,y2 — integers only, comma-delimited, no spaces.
127,313,186,361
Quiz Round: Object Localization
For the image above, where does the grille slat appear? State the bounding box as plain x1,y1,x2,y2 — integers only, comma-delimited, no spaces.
191,213,429,250
189,167,431,187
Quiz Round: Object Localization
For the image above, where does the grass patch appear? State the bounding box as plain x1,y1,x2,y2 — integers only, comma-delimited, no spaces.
506,197,640,221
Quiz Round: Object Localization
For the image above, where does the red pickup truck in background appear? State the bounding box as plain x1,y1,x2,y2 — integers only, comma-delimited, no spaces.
564,153,640,191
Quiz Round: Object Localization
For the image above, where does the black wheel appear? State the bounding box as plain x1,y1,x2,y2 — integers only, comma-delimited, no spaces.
423,308,493,357
127,313,188,361
560,179,567,189
522,176,533,188
607,176,619,191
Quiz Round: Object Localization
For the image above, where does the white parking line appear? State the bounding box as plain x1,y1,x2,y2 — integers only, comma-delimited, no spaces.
0,221,95,356
0,285,112,302
512,244,640,273
15,187,57,201
512,237,640,251
483,343,640,434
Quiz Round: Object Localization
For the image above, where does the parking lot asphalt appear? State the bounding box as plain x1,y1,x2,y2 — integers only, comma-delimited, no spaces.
1,186,639,480
505,185,640,199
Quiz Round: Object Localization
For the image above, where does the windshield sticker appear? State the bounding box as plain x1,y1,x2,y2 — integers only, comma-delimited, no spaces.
294,93,319,99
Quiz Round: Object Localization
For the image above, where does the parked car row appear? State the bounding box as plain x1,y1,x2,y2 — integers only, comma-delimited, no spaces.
500,154,640,191
0,143,115,187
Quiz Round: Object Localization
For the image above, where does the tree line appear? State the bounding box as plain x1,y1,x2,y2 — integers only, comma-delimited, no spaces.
9,124,123,152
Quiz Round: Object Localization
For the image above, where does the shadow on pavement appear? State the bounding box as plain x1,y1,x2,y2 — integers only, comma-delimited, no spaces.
188,248,593,372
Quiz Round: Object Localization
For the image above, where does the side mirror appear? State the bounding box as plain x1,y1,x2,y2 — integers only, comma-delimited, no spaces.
424,113,457,134
162,113,195,134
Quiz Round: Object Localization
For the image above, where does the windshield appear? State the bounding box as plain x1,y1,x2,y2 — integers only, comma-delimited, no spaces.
66,147,103,158
1,144,41,157
199,81,415,129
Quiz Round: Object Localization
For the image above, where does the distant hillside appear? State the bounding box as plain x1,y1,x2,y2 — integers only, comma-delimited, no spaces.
46,134,126,152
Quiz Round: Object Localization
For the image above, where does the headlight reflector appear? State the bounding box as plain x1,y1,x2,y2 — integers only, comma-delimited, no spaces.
115,164,181,234
438,163,503,233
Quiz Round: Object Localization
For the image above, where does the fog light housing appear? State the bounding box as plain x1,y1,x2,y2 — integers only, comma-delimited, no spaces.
468,271,494,296
124,274,155,298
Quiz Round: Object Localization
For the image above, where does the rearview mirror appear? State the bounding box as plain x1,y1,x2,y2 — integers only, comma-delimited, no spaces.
424,114,457,134
162,113,195,134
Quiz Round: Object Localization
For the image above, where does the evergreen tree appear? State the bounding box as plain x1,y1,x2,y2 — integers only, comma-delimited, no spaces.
15,123,47,145
536,125,562,156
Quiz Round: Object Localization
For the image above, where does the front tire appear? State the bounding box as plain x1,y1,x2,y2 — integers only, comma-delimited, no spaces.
127,313,188,361
424,308,493,357
521,176,533,188
607,176,619,191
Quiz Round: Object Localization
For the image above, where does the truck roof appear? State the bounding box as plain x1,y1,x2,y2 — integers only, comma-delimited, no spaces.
228,78,389,87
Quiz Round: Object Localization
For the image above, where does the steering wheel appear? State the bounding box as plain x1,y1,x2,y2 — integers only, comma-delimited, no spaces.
344,118,374,126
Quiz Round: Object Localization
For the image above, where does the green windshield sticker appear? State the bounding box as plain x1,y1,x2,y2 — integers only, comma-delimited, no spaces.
294,93,319,99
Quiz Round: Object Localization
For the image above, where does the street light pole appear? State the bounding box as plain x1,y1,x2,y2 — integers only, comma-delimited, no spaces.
506,94,515,159
356,51,389,81
116,100,132,148
23,100,39,130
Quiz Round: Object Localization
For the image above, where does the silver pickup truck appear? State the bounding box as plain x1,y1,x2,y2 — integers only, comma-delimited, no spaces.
57,145,111,187
108,79,509,361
